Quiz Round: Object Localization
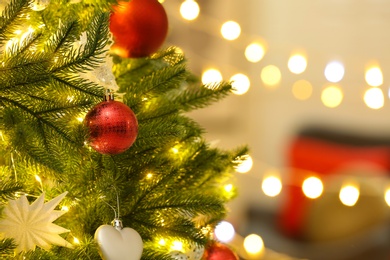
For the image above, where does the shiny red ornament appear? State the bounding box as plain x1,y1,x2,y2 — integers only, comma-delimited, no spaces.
203,242,239,260
109,0,168,58
85,93,138,155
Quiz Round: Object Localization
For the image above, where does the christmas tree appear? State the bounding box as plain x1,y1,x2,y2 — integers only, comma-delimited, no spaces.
0,0,247,259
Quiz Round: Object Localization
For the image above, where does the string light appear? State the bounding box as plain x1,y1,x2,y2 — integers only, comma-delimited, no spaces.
221,21,241,41
288,54,307,74
230,73,250,95
365,66,383,87
214,221,235,242
202,68,222,85
73,236,80,244
364,87,384,109
158,238,166,246
324,61,345,83
234,154,253,173
321,85,343,108
302,176,323,199
243,234,264,256
262,175,282,197
245,42,266,63
292,79,313,100
171,241,183,251
261,65,281,87
339,183,360,206
224,184,233,193
180,0,200,21
385,188,390,207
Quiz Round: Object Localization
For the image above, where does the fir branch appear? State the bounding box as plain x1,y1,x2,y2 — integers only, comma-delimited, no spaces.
0,0,31,44
51,12,110,74
0,181,22,201
0,238,16,258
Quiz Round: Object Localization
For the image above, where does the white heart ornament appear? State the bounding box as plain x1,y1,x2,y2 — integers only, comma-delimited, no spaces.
95,224,143,260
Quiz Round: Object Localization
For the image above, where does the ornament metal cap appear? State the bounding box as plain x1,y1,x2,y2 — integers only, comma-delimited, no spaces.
104,89,114,101
111,218,123,230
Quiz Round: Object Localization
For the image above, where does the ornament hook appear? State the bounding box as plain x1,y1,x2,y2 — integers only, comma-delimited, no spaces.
103,89,114,101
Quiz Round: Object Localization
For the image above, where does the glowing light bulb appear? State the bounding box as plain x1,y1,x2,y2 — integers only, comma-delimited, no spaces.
288,54,307,74
73,237,80,244
292,79,313,100
171,241,183,251
243,234,264,255
324,61,345,83
224,184,233,193
158,238,166,246
202,69,222,85
262,175,282,197
230,73,250,95
302,177,323,199
180,0,200,21
365,67,383,87
261,65,281,87
321,85,343,108
339,184,359,206
214,221,235,242
221,21,241,41
146,173,153,179
35,175,42,183
245,43,265,63
364,87,384,109
234,154,253,173
61,205,69,212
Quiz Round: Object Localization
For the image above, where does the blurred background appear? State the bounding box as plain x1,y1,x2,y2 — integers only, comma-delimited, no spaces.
163,0,390,259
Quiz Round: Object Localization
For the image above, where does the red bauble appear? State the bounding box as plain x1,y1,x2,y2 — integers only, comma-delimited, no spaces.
109,0,168,58
203,242,239,260
85,98,138,155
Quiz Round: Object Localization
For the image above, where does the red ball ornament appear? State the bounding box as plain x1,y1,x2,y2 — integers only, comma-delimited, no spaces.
203,242,239,260
109,0,168,58
85,91,138,155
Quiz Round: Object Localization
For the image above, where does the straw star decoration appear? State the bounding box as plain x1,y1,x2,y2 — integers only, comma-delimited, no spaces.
0,192,72,253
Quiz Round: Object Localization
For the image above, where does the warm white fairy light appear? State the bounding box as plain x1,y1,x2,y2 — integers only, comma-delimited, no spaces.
171,241,183,251
288,54,307,74
262,175,282,197
339,184,360,206
230,73,250,95
321,85,343,108
261,65,281,87
243,234,264,255
221,21,241,41
73,237,80,244
292,79,313,100
214,221,235,242
158,238,166,246
234,154,253,173
146,173,153,179
302,176,323,199
224,184,233,193
202,68,222,85
171,146,179,154
245,43,265,63
35,174,42,183
364,87,384,109
180,0,200,21
365,66,383,87
61,205,69,212
324,61,345,83
385,188,390,207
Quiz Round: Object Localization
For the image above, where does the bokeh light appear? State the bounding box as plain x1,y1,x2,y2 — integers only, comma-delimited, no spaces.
202,69,222,85
243,234,264,255
180,0,200,21
221,21,241,41
262,175,282,197
292,79,313,100
261,65,281,87
365,67,383,87
288,54,307,74
324,61,345,83
364,87,384,109
339,184,360,206
302,176,323,199
245,43,265,63
385,188,390,207
234,154,253,173
214,221,235,242
321,85,343,108
230,73,250,95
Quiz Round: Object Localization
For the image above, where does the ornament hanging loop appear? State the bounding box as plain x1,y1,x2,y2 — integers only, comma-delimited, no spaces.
104,89,114,101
